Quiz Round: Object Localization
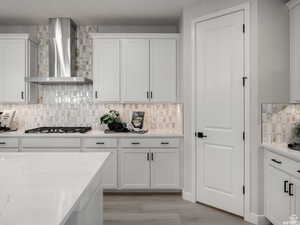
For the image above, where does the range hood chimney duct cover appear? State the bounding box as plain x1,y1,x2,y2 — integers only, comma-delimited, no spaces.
25,17,92,84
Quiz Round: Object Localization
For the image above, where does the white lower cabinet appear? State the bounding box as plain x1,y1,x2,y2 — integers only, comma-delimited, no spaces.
265,165,291,225
83,148,118,189
119,149,150,189
119,148,180,190
291,176,300,217
264,150,300,225
150,149,180,189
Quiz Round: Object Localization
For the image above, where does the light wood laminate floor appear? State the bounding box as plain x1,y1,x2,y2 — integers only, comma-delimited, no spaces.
103,194,253,225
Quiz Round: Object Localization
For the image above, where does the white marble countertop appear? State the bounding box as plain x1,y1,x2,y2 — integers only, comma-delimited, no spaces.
261,143,300,162
0,129,183,138
0,152,110,225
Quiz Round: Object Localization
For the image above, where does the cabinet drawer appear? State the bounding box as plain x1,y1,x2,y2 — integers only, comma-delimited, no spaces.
22,138,80,148
82,138,117,148
119,138,180,148
267,152,290,171
0,138,18,148
0,148,18,152
22,148,79,152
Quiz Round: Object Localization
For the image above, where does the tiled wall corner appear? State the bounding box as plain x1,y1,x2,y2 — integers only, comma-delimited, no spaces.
262,104,300,144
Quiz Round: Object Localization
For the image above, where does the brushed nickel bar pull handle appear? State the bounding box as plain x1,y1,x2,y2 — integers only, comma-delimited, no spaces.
289,183,294,196
131,142,140,145
271,159,282,164
284,180,289,193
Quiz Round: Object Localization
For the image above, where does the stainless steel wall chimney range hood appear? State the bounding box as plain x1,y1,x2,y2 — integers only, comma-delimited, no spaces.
26,17,92,84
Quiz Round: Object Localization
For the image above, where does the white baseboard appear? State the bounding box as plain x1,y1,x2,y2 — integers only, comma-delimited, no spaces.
182,191,196,203
246,213,270,225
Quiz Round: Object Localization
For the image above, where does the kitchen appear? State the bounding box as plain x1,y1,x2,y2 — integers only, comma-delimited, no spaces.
0,0,298,225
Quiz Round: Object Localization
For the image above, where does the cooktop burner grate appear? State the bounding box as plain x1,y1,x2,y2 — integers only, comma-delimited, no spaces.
25,127,92,134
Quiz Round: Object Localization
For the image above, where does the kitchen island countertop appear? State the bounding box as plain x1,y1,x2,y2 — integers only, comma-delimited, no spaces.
0,152,110,225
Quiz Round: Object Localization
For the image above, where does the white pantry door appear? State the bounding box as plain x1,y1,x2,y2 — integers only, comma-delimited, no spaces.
195,10,245,216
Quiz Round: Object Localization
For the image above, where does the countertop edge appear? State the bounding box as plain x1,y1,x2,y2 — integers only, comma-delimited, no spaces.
261,143,300,163
0,130,184,138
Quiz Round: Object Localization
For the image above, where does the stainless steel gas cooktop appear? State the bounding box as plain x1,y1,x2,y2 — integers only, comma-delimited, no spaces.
25,127,92,134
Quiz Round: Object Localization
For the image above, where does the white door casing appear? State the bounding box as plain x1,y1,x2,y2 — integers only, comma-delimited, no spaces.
195,11,245,216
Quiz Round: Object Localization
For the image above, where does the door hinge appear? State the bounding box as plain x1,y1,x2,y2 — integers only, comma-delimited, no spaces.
243,131,245,141
243,24,245,33
243,185,245,195
242,76,248,87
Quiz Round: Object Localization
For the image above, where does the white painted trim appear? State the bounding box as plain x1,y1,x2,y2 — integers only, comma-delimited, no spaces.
182,191,196,203
287,0,300,10
248,213,270,225
89,33,180,39
190,2,251,222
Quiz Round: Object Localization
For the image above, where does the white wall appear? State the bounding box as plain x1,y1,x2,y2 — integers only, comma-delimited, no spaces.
181,0,289,222
98,25,178,33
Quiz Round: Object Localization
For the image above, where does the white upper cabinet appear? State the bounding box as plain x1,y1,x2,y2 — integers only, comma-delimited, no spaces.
0,34,37,104
90,33,179,103
93,39,120,102
121,39,150,102
289,0,300,102
150,39,177,102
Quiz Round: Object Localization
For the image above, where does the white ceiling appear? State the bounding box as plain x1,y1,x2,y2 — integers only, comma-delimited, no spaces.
0,0,199,25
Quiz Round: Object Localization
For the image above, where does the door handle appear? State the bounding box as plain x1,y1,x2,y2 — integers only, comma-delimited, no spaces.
289,183,294,196
95,91,98,99
0,142,6,145
161,142,170,145
21,91,24,100
195,132,207,138
96,142,105,145
147,153,150,161
271,159,282,164
151,152,154,161
297,170,300,174
284,180,289,193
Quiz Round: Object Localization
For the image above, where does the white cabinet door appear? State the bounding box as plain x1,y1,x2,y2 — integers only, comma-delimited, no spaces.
27,40,38,104
290,3,300,102
150,149,180,189
93,39,120,102
265,164,291,225
119,149,150,189
83,148,118,189
150,39,177,102
0,39,26,103
291,176,300,218
121,39,149,102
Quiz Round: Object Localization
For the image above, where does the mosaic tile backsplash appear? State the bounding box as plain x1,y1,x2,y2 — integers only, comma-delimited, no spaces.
0,103,183,131
262,104,300,144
